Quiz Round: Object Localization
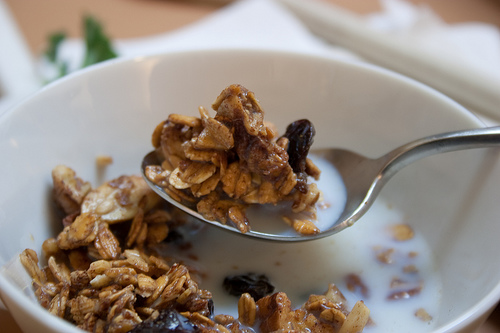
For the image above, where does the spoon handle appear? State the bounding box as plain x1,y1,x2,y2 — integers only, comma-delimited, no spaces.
380,126,500,179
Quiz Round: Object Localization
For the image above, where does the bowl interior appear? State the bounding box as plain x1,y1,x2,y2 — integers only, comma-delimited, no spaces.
1,49,499,332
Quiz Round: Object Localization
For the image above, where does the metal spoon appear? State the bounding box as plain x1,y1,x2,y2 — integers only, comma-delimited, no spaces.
142,126,500,242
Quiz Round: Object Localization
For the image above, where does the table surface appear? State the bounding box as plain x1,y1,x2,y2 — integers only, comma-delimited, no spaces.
2,0,500,332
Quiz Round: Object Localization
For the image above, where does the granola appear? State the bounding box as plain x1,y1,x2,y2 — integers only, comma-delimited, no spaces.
22,165,369,332
145,84,322,235
21,84,371,332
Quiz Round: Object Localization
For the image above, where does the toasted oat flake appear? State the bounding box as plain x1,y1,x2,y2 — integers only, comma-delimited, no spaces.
375,247,395,264
390,223,415,241
346,273,370,298
415,308,433,322
96,155,113,167
403,264,419,274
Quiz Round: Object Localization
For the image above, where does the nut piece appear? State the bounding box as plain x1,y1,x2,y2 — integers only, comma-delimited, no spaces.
257,292,293,332
338,301,370,333
238,293,256,326
52,165,92,215
81,175,159,224
320,307,346,326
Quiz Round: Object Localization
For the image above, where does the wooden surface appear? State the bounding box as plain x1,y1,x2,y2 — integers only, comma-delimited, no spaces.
2,0,500,332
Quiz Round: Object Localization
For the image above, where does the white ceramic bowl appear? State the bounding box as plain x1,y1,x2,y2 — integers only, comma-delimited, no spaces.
1,49,500,333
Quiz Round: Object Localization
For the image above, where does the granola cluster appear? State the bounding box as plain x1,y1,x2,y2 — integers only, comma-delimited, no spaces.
145,84,322,235
21,163,369,332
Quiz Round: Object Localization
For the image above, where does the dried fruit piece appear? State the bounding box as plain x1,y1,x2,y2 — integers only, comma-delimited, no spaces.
223,273,274,301
129,309,200,332
281,119,316,192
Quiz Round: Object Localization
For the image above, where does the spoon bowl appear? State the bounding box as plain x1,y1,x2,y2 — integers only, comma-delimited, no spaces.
142,126,500,242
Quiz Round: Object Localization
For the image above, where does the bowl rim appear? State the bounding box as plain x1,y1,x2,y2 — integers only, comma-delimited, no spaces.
0,47,495,332
0,46,481,125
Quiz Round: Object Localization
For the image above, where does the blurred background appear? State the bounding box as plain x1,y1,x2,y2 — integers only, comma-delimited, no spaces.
5,0,500,54
1,0,500,332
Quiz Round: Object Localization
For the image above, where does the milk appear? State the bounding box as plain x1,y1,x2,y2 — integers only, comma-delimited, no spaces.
179,158,442,332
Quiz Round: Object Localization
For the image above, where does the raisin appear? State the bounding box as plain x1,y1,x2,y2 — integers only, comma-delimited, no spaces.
165,229,184,244
130,309,200,333
281,119,315,192
223,273,274,300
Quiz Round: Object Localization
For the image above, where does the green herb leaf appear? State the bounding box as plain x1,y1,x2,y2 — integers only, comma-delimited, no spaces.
57,61,68,78
45,32,66,63
44,15,117,83
81,15,117,68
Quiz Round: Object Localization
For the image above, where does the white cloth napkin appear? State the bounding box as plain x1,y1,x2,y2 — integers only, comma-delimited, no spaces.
1,0,500,120
0,0,39,113
367,0,500,80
